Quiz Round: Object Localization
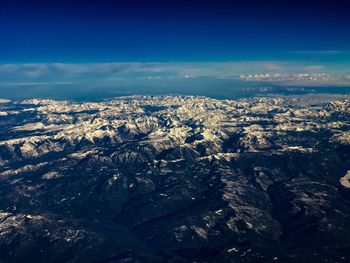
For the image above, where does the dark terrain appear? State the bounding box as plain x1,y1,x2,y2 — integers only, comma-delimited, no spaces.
0,95,349,262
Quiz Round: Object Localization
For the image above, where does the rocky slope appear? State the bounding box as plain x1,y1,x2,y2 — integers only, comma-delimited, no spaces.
0,95,349,262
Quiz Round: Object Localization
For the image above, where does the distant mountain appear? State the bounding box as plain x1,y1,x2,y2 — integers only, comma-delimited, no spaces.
0,95,349,262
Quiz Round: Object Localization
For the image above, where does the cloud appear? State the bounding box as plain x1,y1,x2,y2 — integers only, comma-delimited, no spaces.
289,50,350,55
304,65,325,71
0,61,348,86
0,81,74,87
260,63,284,71
0,61,301,80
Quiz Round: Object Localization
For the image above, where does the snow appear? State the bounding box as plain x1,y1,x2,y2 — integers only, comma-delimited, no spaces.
340,170,350,189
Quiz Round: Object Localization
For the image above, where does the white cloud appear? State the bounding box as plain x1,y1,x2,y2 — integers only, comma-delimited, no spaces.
0,61,348,86
0,81,73,87
290,50,350,55
304,65,325,71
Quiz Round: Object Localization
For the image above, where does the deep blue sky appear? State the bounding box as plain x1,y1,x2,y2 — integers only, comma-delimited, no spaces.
1,0,350,63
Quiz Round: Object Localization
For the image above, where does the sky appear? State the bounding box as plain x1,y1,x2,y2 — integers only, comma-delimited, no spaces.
1,0,350,62
0,0,349,95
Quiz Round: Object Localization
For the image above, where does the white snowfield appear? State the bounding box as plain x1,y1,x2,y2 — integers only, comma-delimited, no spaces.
340,170,350,189
0,95,349,179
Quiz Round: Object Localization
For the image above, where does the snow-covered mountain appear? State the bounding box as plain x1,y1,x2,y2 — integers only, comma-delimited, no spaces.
0,95,349,262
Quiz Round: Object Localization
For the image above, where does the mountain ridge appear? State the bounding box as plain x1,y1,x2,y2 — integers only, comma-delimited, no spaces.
0,95,349,262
